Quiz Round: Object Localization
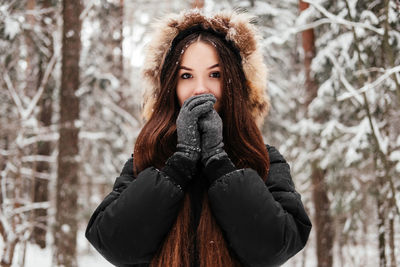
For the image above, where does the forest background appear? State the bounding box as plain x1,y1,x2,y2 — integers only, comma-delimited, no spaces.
0,0,399,266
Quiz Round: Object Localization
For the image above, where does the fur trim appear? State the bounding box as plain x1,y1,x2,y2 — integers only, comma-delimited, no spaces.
141,9,270,126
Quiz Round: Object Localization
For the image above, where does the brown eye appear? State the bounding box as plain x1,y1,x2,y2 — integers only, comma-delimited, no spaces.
181,73,192,79
210,72,221,78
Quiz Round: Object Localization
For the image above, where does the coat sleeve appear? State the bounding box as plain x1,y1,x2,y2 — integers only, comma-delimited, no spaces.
206,145,312,267
85,154,194,266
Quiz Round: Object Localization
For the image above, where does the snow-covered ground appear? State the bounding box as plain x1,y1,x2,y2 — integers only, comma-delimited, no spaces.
3,225,397,267
1,229,113,267
4,227,313,267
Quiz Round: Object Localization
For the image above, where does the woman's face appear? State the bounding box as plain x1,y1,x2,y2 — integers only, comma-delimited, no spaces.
176,41,222,111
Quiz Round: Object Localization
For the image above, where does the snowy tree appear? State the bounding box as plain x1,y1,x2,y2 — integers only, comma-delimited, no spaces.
209,0,400,266
53,0,81,266
289,0,400,266
1,0,399,266
31,0,57,249
0,0,59,265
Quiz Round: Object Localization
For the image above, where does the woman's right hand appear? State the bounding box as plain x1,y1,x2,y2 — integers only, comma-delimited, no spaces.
176,94,216,161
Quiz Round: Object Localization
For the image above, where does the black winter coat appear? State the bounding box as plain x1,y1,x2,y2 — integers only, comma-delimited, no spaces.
85,144,312,267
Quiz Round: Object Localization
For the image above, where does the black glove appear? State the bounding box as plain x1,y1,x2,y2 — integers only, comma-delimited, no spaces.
176,94,216,161
198,108,228,166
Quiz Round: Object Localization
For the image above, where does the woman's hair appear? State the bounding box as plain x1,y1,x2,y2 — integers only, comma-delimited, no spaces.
134,29,270,267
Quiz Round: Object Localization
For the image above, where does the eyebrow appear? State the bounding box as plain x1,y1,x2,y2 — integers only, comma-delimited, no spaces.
179,63,219,71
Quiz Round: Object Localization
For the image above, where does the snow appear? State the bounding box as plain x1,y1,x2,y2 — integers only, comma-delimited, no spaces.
371,118,389,155
61,224,71,233
360,10,379,25
1,1,399,266
308,97,326,118
2,229,381,267
4,17,20,39
252,2,280,16
388,0,399,23
139,13,150,24
345,146,362,167
10,230,114,267
390,150,400,172
66,30,75,38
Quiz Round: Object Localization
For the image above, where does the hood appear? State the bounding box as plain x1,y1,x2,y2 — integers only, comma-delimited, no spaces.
141,9,270,126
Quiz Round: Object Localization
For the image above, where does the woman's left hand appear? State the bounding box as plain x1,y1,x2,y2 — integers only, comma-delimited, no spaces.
198,108,227,166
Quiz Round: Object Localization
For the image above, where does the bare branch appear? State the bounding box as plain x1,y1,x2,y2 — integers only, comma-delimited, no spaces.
3,72,24,117
102,96,140,129
0,150,14,157
337,65,400,101
9,202,50,217
302,0,384,35
24,51,58,120
80,1,95,20
326,53,364,105
21,132,59,147
21,155,55,163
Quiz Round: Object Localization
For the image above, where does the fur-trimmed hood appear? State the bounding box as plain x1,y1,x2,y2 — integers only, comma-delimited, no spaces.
141,9,270,125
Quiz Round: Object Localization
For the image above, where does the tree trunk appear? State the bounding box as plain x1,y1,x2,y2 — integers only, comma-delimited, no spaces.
299,1,334,266
388,213,396,267
191,0,204,9
299,0,317,106
1,146,24,266
310,163,334,267
381,1,398,265
53,0,81,266
377,186,387,267
112,0,124,82
1,238,19,267
111,0,127,107
31,0,55,249
25,0,38,99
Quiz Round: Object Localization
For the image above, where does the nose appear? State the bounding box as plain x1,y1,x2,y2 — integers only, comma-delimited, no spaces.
193,77,209,96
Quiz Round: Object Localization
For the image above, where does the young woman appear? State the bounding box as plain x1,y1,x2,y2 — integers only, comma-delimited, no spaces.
86,10,312,267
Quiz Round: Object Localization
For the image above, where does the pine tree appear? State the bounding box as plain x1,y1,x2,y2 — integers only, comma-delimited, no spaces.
53,0,81,266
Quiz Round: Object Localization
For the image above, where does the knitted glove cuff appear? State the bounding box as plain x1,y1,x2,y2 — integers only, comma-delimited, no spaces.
203,150,228,167
201,145,225,166
203,154,236,185
177,144,201,161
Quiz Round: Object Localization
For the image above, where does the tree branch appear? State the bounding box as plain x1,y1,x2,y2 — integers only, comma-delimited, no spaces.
3,73,24,118
302,0,384,35
24,51,58,120
337,65,400,101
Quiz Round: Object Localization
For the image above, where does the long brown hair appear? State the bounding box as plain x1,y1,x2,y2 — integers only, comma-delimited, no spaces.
134,28,270,267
